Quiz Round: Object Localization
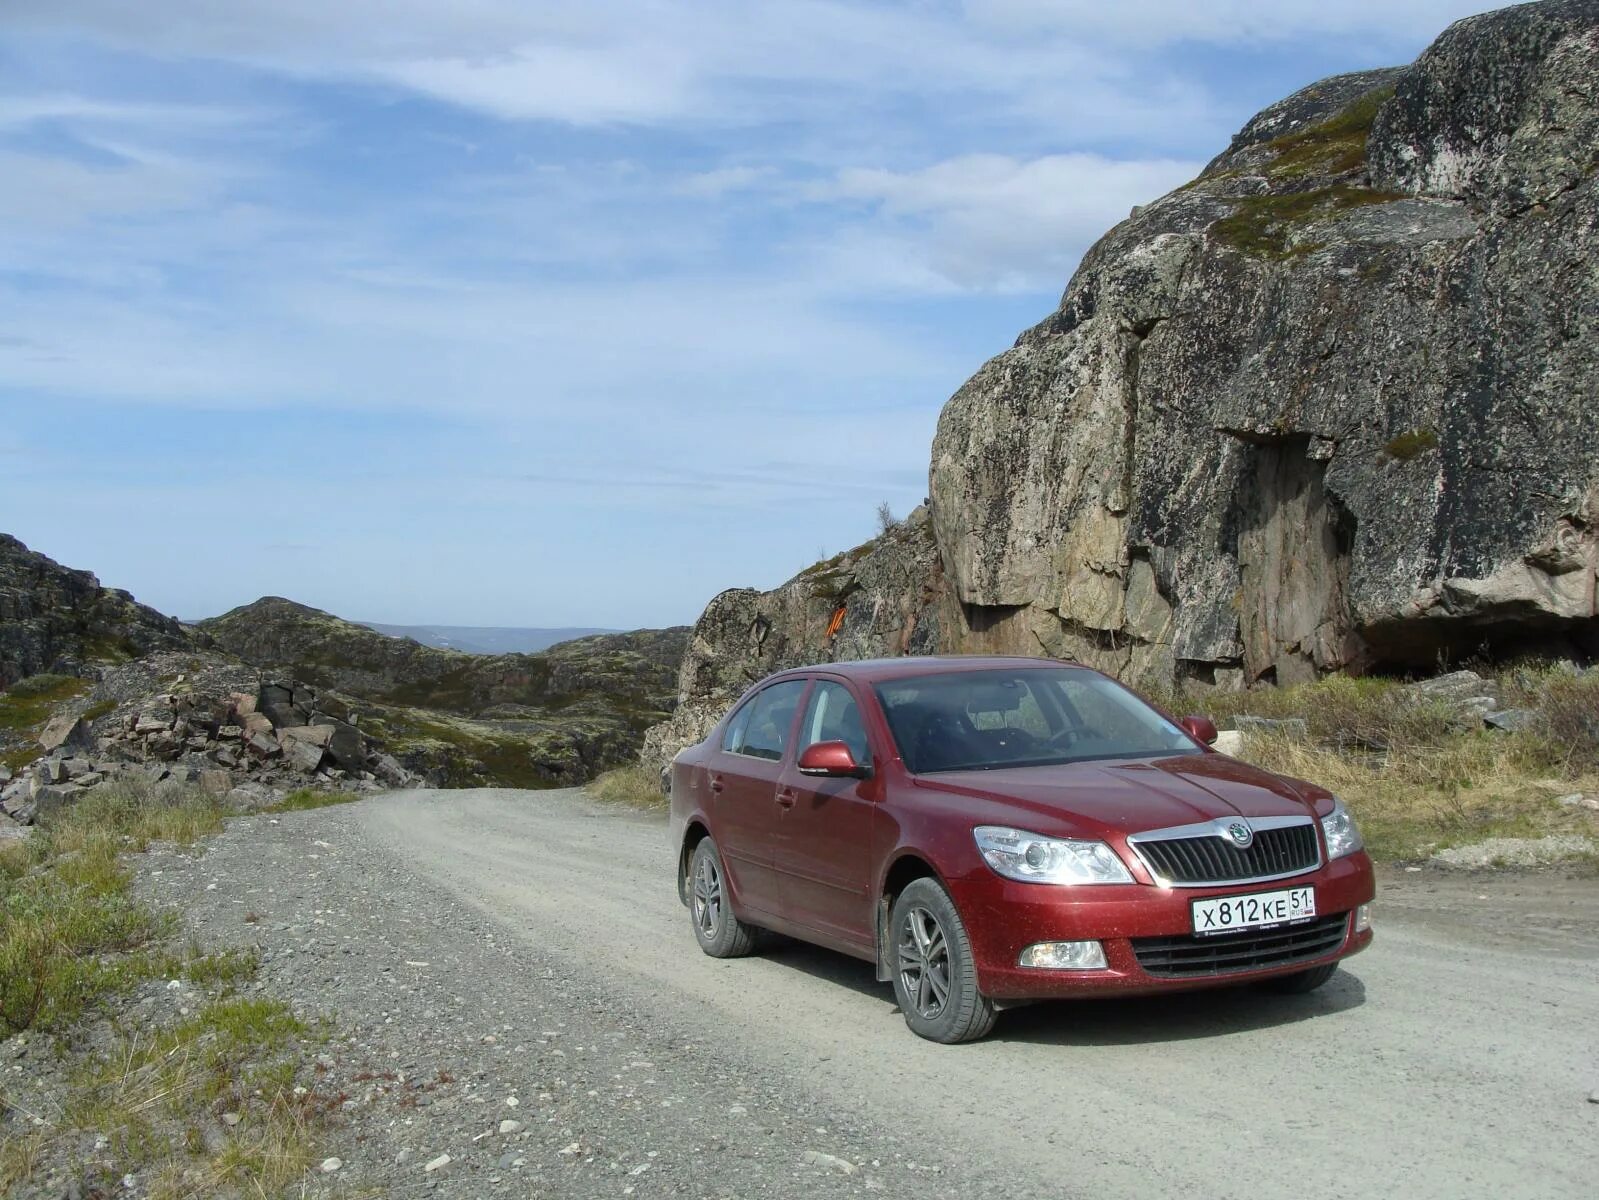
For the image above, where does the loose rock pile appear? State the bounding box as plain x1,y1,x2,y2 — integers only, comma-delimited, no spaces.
1,675,417,833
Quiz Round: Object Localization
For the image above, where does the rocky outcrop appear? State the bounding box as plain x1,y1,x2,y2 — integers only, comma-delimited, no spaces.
0,534,190,689
932,0,1599,687
646,0,1599,769
0,651,419,832
198,598,690,785
640,510,952,773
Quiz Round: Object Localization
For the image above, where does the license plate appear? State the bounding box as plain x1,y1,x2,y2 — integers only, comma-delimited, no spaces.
1192,886,1315,936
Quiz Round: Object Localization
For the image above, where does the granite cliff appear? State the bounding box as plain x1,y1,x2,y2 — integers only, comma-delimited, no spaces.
0,533,190,690
646,0,1599,770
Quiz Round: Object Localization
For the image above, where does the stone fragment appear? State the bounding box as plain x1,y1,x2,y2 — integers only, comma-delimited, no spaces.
245,733,281,760
134,711,172,736
33,784,82,820
326,722,365,772
38,714,91,753
281,724,335,749
259,684,308,729
1484,708,1540,733
239,713,273,738
424,1153,452,1173
199,770,233,797
1212,730,1246,756
217,725,243,741
38,759,69,784
283,739,324,774
802,1151,857,1175
1234,715,1309,739
499,1119,523,1135
320,1157,342,1173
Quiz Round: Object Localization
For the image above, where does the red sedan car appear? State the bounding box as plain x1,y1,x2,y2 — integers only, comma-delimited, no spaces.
668,656,1375,1043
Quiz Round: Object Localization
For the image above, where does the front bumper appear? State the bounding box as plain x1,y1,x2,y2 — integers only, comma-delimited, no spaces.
949,851,1376,1001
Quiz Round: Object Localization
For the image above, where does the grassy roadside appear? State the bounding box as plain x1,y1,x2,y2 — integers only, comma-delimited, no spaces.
585,764,666,808
0,783,337,1197
1156,668,1599,862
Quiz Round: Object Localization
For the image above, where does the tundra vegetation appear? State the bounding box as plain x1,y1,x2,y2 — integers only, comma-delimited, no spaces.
1154,665,1599,862
0,784,335,1196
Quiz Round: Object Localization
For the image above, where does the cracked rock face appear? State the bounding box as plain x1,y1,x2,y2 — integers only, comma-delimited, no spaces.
930,0,1599,688
647,2,1599,766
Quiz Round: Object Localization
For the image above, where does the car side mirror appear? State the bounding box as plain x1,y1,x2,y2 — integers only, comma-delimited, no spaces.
797,740,871,778
1180,715,1218,746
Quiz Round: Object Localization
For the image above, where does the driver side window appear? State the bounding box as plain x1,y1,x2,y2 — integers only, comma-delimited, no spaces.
798,681,871,766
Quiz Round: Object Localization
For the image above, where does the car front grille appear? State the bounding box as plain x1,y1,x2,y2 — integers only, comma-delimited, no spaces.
1132,913,1349,978
1132,822,1319,885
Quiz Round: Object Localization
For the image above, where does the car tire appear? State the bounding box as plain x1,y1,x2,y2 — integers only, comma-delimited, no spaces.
688,838,759,958
889,878,996,1043
1258,962,1339,994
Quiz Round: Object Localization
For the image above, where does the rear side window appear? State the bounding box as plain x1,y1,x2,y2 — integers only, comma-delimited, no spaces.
721,680,808,761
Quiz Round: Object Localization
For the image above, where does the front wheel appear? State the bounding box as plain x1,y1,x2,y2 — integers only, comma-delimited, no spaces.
688,838,759,958
1257,962,1339,994
889,879,996,1043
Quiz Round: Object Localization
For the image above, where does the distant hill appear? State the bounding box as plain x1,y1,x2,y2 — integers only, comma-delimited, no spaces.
359,623,617,655
195,597,690,786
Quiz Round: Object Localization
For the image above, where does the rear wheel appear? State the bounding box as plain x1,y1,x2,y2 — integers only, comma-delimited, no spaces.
889,879,996,1043
1257,962,1339,994
688,838,759,958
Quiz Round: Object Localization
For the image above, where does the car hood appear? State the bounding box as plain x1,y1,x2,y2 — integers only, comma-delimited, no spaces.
909,752,1323,839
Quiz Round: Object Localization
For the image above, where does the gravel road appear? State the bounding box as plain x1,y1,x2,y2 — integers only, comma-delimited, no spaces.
139,788,1599,1199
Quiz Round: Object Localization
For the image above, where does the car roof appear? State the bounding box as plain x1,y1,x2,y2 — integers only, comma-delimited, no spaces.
767,655,1090,684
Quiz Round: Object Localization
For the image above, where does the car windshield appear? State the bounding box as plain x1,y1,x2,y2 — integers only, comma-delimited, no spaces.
874,667,1199,774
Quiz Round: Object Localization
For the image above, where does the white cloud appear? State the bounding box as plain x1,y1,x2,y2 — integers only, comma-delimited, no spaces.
824,152,1201,289
2,0,1478,137
963,0,1502,46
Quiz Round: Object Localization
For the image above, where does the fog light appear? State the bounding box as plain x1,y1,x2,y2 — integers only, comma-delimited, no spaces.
1354,904,1372,933
1018,940,1107,970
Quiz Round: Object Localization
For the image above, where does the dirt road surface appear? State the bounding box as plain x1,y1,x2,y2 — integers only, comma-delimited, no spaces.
144,788,1599,1199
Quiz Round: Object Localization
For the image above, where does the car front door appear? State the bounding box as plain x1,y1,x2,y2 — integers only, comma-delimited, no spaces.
774,678,878,948
707,678,809,921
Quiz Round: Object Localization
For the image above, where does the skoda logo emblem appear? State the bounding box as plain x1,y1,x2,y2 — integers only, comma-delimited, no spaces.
1226,821,1253,848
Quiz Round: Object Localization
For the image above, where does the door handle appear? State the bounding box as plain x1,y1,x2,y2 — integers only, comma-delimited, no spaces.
708,777,724,794
775,788,796,808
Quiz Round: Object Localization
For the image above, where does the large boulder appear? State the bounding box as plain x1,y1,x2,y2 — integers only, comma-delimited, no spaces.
645,0,1599,767
931,2,1599,687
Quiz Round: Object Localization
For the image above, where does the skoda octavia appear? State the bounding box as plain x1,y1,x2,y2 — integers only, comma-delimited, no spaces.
668,656,1374,1043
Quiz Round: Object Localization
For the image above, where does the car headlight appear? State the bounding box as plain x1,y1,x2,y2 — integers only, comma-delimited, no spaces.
973,826,1133,885
1321,799,1364,859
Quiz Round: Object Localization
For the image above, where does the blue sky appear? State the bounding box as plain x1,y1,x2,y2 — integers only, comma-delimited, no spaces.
0,0,1496,628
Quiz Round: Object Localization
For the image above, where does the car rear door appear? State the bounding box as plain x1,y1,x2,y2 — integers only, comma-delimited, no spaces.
773,677,879,948
707,678,809,921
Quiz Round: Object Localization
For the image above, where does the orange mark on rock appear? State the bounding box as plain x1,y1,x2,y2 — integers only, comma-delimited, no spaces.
824,606,847,639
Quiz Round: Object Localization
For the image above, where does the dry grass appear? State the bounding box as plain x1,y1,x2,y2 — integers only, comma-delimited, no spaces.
68,997,323,1198
1166,667,1599,862
1239,732,1599,861
0,782,338,1196
263,787,361,813
586,764,666,808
